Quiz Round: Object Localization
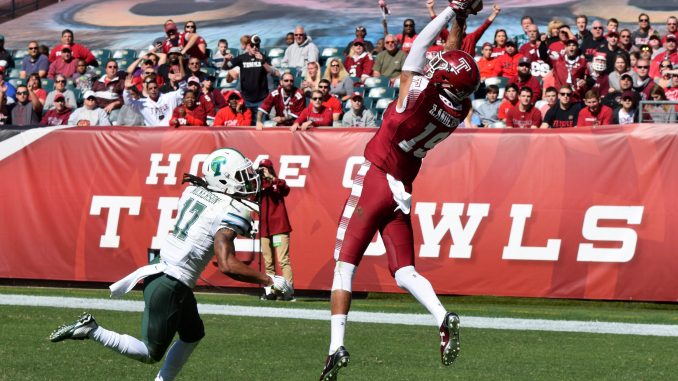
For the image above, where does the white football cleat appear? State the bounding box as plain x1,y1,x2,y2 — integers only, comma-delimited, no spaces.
49,312,98,342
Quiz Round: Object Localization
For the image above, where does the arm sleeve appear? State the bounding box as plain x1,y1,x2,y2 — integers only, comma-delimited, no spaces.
402,7,455,73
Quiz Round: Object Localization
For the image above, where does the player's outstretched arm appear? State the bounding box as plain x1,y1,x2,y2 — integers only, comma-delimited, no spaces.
214,228,272,286
397,2,457,107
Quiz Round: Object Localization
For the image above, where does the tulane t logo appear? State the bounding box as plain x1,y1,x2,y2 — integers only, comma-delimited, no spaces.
210,156,227,176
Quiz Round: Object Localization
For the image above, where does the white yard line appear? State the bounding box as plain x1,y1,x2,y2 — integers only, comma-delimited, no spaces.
2,294,678,337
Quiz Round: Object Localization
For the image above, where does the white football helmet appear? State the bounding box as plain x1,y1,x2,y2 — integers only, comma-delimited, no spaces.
202,148,260,197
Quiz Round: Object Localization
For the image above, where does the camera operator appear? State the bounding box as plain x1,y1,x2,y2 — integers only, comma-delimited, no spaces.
257,159,295,301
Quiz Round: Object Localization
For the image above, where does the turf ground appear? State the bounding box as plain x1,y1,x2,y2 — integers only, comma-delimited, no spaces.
1,286,678,381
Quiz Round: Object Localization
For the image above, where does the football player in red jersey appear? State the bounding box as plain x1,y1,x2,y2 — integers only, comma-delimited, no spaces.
319,1,482,380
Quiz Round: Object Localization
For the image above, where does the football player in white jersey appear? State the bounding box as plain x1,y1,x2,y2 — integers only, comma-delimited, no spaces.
49,148,293,381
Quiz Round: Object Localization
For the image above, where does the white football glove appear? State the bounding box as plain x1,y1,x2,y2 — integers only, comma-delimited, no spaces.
268,275,293,297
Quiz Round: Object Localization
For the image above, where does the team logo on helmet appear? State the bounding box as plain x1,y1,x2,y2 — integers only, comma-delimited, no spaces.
210,156,227,176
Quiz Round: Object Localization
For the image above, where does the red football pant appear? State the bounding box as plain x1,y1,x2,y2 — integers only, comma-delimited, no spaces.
334,161,415,276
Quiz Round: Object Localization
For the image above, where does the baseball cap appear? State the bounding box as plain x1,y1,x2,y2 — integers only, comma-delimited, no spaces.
54,93,65,102
621,91,638,102
666,34,677,41
351,91,364,100
505,40,517,47
620,73,633,81
605,30,619,38
481,42,493,49
649,34,661,41
61,46,72,53
593,52,607,61
518,57,531,66
187,76,200,85
164,21,178,33
258,159,274,170
250,35,261,47
168,46,182,54
353,38,365,46
228,92,242,100
83,90,96,100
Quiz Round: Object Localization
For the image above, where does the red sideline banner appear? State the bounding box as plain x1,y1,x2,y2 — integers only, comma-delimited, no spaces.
1,125,677,302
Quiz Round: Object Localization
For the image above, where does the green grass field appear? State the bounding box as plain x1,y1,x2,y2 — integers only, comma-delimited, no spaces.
2,286,678,380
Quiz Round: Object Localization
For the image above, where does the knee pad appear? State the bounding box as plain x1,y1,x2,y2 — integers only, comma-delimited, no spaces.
394,266,417,289
331,261,357,292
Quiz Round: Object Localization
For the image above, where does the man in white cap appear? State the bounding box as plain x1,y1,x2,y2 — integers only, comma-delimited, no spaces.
67,90,111,126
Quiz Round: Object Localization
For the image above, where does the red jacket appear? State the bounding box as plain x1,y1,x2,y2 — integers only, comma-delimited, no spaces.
213,106,252,127
258,174,292,237
49,43,97,66
169,105,207,126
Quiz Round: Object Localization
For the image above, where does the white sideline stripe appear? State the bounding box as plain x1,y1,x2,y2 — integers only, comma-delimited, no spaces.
0,125,74,161
2,294,678,337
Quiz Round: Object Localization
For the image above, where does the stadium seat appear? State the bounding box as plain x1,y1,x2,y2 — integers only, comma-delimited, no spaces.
267,47,285,59
91,49,111,62
271,57,283,68
41,78,54,92
7,68,20,79
218,78,239,89
363,76,389,89
9,78,23,87
367,87,396,100
111,49,137,60
13,50,27,59
391,77,401,88
373,98,392,117
484,76,508,88
321,47,341,59
534,100,548,110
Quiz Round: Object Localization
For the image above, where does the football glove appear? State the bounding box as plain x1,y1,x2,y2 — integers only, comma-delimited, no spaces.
269,275,293,297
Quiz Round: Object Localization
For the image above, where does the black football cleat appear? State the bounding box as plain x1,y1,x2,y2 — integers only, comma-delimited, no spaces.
319,346,350,381
439,311,461,366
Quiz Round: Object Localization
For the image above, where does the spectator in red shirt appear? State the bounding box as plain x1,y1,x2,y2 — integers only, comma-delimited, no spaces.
492,29,508,58
181,20,208,61
49,29,97,67
578,89,613,126
395,19,418,54
519,23,541,63
257,159,294,301
507,57,541,103
459,4,501,56
650,34,678,79
344,39,374,81
291,90,333,131
477,42,501,80
48,47,79,79
551,39,588,101
169,90,207,127
496,40,522,79
662,17,678,44
317,79,342,121
506,87,542,128
497,83,519,122
40,93,72,126
256,71,306,129
214,91,252,127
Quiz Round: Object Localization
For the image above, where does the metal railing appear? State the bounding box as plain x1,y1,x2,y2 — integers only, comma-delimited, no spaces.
638,101,678,123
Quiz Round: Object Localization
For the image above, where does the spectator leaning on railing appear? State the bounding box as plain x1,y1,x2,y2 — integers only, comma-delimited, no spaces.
291,89,332,131
122,74,186,126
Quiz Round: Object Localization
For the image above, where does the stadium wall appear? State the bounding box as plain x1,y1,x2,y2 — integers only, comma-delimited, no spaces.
1,125,677,302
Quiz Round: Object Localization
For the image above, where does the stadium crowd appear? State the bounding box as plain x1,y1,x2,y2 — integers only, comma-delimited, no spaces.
0,2,677,128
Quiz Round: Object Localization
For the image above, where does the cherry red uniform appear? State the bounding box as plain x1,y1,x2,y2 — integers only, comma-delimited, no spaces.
335,76,470,273
258,87,306,126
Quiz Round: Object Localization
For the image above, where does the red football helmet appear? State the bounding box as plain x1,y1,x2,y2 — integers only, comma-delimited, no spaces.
424,50,480,103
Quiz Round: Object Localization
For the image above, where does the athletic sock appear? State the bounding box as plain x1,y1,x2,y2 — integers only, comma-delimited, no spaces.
395,266,448,326
155,339,199,381
329,314,348,355
90,326,152,362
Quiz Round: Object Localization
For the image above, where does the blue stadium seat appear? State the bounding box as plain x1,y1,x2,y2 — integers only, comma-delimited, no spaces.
41,78,54,92
218,78,239,89
13,50,28,59
367,87,396,100
91,49,111,62
267,47,285,59
363,75,390,89
7,68,20,79
112,49,137,60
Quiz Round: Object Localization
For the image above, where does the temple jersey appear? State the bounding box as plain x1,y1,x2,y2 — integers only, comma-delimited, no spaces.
160,185,254,288
364,75,471,184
